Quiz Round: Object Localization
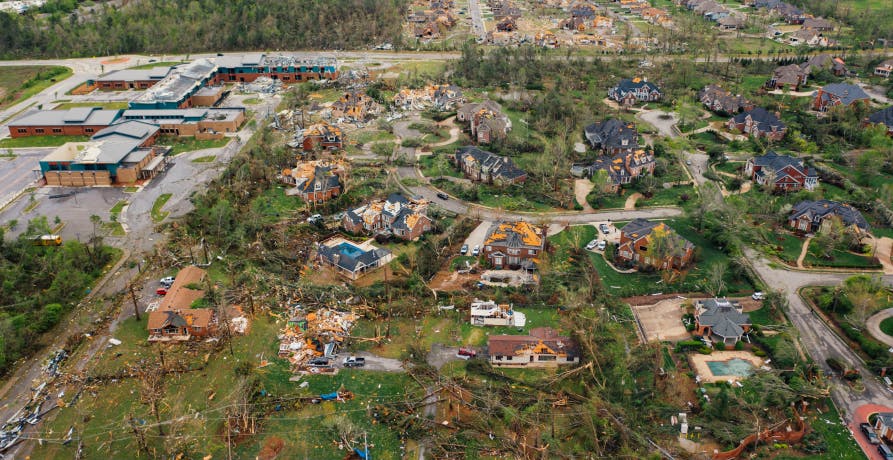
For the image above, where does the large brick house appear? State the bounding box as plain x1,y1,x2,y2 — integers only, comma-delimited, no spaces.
616,219,695,270
812,83,870,112
147,266,217,342
457,100,511,144
788,200,870,234
727,107,787,141
482,221,545,270
301,122,343,152
699,84,754,114
583,119,639,155
694,298,751,348
281,160,343,203
571,149,656,193
744,151,817,192
867,106,893,135
608,78,662,106
342,193,432,241
454,146,527,185
489,327,580,368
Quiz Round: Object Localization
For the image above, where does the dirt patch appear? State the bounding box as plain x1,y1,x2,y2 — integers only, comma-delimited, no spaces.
574,179,595,212
430,269,478,291
100,57,130,65
624,192,643,210
631,298,691,343
874,236,893,275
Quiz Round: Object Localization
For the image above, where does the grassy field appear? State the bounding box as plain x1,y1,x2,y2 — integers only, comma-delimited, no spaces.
0,135,88,148
418,154,463,178
151,193,172,222
0,65,72,111
101,221,126,236
249,185,304,224
54,101,130,110
776,400,862,460
161,136,230,155
769,233,806,265
804,246,881,269
880,317,893,336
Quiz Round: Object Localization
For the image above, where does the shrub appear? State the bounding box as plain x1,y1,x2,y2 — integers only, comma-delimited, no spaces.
675,340,703,353
753,349,767,357
734,341,745,351
698,346,713,355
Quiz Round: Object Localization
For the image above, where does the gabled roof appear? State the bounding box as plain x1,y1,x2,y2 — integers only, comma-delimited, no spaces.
696,298,750,339
731,107,786,132
159,266,207,312
868,106,893,128
456,146,526,181
584,119,638,151
817,83,870,106
790,200,870,231
621,219,695,254
318,244,390,273
487,327,579,358
612,78,661,94
93,120,159,141
802,17,832,29
484,221,545,250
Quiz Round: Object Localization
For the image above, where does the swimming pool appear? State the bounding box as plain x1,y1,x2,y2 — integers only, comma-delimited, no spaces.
336,242,366,258
706,358,755,377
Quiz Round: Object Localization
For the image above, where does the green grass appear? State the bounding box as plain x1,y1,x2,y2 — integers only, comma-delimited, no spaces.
101,221,125,236
126,61,185,70
249,185,304,224
0,135,89,148
880,317,893,336
54,101,129,110
151,193,172,222
0,65,72,111
191,155,216,163
109,200,127,215
160,136,230,155
449,255,477,270
804,247,881,269
636,185,695,207
776,400,862,460
418,154,462,178
746,306,777,326
769,233,806,265
124,186,139,193
713,162,743,176
243,97,262,105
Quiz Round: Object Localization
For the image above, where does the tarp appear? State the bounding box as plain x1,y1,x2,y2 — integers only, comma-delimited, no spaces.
319,392,339,401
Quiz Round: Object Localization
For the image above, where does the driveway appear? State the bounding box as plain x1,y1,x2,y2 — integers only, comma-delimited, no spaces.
637,110,679,138
865,308,893,348
332,352,403,372
463,221,492,251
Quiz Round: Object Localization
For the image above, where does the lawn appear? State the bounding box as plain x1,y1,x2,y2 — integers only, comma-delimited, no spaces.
249,185,304,224
803,247,881,269
160,136,230,155
775,400,862,460
0,65,72,110
54,101,130,110
418,154,462,178
714,161,743,176
101,221,125,236
0,135,89,148
634,184,695,207
126,61,185,70
746,306,778,326
768,232,806,265
881,317,893,336
151,193,172,222
191,155,216,163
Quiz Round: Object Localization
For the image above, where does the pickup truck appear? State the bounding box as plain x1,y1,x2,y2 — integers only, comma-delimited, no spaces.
342,356,366,367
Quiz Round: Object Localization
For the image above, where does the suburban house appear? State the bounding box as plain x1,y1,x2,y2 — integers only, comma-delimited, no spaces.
875,59,893,78
489,327,580,368
766,64,809,90
788,200,871,234
694,298,752,347
717,15,745,30
8,107,122,138
571,149,656,192
457,100,511,144
331,90,381,122
802,54,848,76
874,413,893,443
744,151,818,192
584,119,639,155
866,106,893,135
454,146,527,185
39,120,168,186
802,17,833,31
469,299,527,327
482,221,546,270
812,83,870,112
147,266,217,342
727,107,788,141
316,238,392,280
608,78,662,105
748,0,806,24
699,84,754,114
342,193,432,241
788,29,832,47
615,219,695,271
393,84,464,111
301,122,343,152
281,160,343,203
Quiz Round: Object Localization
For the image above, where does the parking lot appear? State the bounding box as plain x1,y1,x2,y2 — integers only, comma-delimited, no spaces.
0,150,48,208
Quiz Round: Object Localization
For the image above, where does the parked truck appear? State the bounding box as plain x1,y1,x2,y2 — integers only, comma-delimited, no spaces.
343,356,365,367
32,235,62,246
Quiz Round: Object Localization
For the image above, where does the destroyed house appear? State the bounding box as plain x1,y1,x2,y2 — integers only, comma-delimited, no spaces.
616,219,695,270
482,221,545,270
282,161,342,203
342,193,432,241
301,122,343,152
470,299,526,327
489,327,580,367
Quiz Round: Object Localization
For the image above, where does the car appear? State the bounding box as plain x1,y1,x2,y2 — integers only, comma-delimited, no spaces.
307,357,331,367
472,245,480,256
159,276,175,287
585,239,598,250
306,214,323,224
751,292,765,300
457,347,477,358
460,244,469,255
342,356,366,367
155,288,167,296
436,192,449,200
596,240,606,251
599,223,610,235
686,160,692,165
879,443,893,460
861,423,881,444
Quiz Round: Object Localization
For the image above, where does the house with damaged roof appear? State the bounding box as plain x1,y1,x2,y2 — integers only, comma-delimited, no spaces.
699,85,754,115
301,122,343,152
489,327,580,367
331,90,381,122
694,298,751,347
766,64,809,90
281,160,343,203
454,146,527,185
584,119,640,155
616,219,695,270
608,78,662,106
571,149,655,193
316,238,392,280
342,193,432,241
866,106,893,135
789,200,870,235
482,221,545,270
744,151,817,192
147,266,217,342
457,100,512,144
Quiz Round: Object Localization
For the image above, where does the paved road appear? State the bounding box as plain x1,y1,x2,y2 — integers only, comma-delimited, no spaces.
468,0,487,42
745,248,893,428
0,149,46,207
866,308,893,348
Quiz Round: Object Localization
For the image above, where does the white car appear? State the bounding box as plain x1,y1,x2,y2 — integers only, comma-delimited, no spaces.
472,245,480,256
159,276,174,287
596,240,607,251
585,239,598,250
752,292,765,300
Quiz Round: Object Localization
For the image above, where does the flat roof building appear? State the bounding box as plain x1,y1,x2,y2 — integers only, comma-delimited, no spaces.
8,107,122,138
213,53,338,84
93,66,173,90
122,107,245,138
129,59,221,110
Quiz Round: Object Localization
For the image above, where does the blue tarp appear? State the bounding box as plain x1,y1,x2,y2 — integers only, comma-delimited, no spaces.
353,448,369,459
319,392,339,401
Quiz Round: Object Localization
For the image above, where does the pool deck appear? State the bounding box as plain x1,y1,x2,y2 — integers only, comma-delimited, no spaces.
689,351,765,383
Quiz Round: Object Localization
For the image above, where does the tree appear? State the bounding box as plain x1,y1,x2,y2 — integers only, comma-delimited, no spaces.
704,262,727,298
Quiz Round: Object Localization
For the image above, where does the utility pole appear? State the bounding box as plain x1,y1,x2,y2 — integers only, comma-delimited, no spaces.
129,284,141,321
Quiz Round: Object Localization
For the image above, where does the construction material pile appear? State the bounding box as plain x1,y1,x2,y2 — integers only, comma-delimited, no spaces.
277,306,357,372
238,76,282,94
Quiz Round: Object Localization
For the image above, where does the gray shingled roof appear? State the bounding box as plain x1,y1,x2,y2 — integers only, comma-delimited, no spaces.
816,83,870,106
790,200,870,231
731,107,786,132
584,119,638,151
868,106,893,128
697,298,750,339
456,146,526,181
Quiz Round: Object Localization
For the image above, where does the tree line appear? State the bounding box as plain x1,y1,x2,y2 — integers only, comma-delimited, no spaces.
0,0,408,59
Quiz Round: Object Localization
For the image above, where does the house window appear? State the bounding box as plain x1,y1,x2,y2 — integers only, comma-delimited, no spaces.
85,128,94,133
17,128,27,133
35,128,44,134
567,356,575,362
505,356,512,361
52,128,63,134
508,249,520,255
537,355,556,361
529,250,537,255
485,246,491,251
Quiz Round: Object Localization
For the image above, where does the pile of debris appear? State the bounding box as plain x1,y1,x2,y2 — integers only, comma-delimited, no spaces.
238,76,282,94
277,306,358,373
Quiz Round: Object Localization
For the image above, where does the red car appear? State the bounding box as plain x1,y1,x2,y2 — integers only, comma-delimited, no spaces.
457,347,477,358
155,288,167,296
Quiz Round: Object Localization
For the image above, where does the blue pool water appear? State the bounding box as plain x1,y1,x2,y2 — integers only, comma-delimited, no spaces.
706,358,755,377
337,242,365,258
